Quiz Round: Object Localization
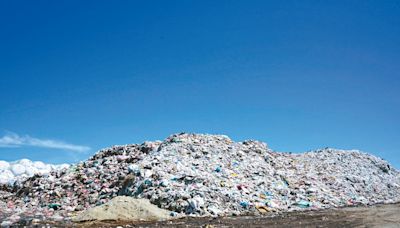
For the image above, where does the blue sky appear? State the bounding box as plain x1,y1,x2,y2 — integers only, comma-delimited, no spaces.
0,1,399,167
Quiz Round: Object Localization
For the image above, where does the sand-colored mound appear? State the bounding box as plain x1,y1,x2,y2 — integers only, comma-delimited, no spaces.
72,196,173,222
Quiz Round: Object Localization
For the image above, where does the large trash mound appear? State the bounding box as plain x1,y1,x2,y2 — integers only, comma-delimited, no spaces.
1,133,400,224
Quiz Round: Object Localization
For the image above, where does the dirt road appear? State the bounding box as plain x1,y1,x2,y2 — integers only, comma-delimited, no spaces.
85,203,400,228
8,203,400,227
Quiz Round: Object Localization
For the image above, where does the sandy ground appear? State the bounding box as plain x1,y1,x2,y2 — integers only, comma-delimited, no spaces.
75,203,400,228
72,196,172,223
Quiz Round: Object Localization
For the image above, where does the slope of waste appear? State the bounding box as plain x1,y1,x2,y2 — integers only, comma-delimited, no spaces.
0,159,69,185
1,133,399,225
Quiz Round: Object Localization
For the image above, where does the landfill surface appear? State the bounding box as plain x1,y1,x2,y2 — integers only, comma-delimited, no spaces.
0,133,399,226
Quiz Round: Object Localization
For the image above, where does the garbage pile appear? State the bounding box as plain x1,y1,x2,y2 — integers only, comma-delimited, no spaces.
0,159,69,185
1,133,399,225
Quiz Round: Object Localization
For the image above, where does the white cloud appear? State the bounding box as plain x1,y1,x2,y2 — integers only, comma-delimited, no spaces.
0,132,90,152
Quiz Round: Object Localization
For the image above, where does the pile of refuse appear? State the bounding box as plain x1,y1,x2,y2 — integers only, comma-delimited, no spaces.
0,159,69,185
1,133,400,225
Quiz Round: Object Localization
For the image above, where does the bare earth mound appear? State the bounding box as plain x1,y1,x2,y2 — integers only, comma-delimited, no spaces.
72,196,173,223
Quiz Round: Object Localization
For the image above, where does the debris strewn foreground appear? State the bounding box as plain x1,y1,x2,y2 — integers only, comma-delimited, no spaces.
1,133,399,225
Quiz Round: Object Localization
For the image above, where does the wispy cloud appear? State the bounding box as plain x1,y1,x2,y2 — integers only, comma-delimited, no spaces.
0,132,90,152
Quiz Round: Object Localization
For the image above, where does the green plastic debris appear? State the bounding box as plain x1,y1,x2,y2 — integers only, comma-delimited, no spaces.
48,203,61,210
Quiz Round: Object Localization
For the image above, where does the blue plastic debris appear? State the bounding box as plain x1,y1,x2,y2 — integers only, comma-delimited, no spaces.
296,200,312,208
240,201,249,208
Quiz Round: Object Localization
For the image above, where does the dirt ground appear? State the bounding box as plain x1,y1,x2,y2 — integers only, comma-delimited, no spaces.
74,203,400,228
71,196,171,223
